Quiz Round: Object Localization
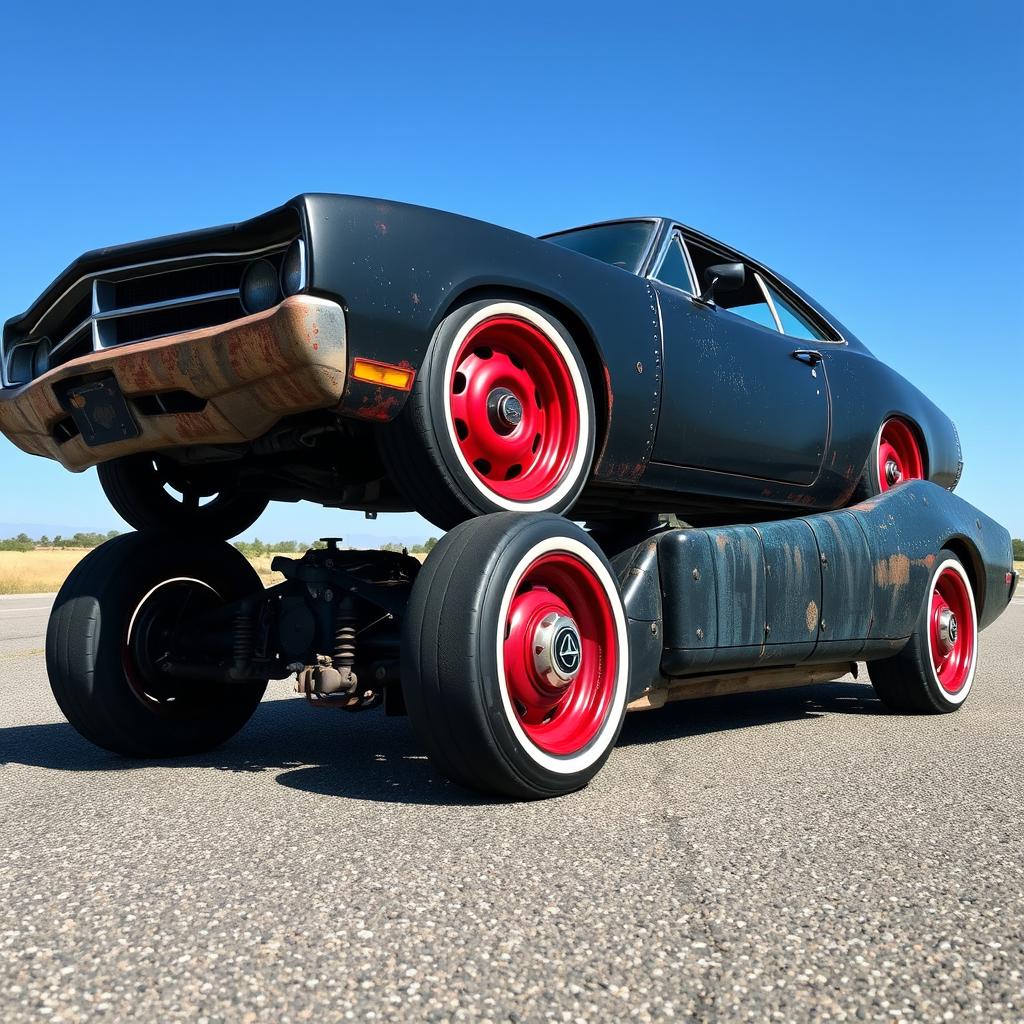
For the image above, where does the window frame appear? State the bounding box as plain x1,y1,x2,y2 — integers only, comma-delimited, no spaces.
647,223,845,345
650,229,698,296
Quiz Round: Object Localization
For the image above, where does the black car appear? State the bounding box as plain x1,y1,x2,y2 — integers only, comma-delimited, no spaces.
0,195,960,534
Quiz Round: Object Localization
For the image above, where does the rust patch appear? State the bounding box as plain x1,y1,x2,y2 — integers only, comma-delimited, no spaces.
374,221,388,236
875,553,911,588
602,364,613,419
597,459,644,483
410,292,421,306
715,533,729,551
344,379,405,422
806,600,818,633
0,296,348,470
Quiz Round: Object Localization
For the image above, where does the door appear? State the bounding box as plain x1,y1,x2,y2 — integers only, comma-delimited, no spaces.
649,231,831,486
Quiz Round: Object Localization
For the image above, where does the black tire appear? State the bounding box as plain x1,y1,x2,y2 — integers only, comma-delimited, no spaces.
46,532,268,757
868,550,979,713
402,512,630,799
379,298,597,530
98,454,268,540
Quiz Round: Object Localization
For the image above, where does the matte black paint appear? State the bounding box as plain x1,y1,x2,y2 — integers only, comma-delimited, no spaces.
4,195,963,520
614,481,1014,701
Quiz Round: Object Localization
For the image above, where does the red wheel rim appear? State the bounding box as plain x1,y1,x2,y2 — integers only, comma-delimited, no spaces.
877,419,924,491
448,316,581,502
502,552,617,755
928,566,976,695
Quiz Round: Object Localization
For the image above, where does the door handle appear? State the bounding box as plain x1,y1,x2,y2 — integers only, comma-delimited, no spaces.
791,349,823,366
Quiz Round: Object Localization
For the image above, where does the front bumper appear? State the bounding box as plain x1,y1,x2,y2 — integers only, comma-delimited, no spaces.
0,296,347,471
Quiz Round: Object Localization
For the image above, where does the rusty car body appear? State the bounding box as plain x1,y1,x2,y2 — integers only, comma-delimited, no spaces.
5,195,1014,799
0,195,961,534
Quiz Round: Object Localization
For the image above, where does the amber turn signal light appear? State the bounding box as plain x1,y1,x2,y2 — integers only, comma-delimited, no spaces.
351,358,416,391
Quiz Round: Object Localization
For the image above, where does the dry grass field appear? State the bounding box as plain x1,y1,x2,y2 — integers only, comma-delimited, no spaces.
1,549,1019,597
0,547,429,595
0,548,297,595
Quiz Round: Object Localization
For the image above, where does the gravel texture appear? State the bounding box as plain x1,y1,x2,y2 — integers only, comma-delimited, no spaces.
1,592,1022,1023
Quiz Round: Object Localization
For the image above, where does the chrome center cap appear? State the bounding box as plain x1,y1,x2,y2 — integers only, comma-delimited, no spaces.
885,459,902,486
532,613,582,689
487,388,523,434
937,608,958,653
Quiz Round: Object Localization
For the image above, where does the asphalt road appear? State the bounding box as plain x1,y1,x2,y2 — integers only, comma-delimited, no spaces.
1,591,1022,1023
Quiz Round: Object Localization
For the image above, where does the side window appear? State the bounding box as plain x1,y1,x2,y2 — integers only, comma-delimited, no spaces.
653,233,694,293
765,283,827,342
684,237,778,331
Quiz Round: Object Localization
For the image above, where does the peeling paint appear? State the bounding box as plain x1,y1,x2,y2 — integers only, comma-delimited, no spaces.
874,553,911,588
806,600,818,632
0,296,347,471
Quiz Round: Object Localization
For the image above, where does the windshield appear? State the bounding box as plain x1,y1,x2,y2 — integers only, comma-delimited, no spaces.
542,221,655,274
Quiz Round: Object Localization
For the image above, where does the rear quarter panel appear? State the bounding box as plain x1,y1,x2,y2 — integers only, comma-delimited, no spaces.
824,344,962,501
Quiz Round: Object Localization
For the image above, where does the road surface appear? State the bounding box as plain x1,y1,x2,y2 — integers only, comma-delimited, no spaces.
1,591,1021,1022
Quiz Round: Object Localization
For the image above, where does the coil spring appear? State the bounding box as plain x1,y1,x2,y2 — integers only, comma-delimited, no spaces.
333,617,356,669
233,606,256,664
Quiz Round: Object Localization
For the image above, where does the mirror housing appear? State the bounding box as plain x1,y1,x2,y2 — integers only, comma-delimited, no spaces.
699,262,745,304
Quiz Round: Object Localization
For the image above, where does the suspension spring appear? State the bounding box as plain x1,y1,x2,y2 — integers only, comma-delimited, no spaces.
233,603,256,668
333,615,357,671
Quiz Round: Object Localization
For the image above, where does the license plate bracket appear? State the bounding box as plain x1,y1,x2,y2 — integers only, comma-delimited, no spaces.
66,376,140,447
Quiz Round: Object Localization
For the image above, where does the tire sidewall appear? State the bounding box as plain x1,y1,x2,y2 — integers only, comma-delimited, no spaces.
920,555,978,709
48,535,266,754
422,300,597,518
471,516,630,794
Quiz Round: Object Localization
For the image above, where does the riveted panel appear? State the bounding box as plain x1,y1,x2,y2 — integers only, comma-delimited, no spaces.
706,525,766,657
755,517,820,664
806,510,872,660
657,530,717,651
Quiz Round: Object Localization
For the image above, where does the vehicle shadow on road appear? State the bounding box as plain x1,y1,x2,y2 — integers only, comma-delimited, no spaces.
617,680,886,747
0,698,486,806
0,681,886,804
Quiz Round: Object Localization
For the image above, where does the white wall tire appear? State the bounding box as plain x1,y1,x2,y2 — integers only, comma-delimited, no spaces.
868,551,979,713
379,299,596,530
401,513,629,798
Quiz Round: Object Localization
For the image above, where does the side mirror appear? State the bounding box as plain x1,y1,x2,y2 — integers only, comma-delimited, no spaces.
699,262,745,304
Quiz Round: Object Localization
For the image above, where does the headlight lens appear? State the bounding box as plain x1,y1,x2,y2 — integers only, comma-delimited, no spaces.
7,344,35,384
32,340,51,378
280,239,306,297
240,259,280,314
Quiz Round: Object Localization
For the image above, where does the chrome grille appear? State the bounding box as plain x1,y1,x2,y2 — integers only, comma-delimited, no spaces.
3,245,288,387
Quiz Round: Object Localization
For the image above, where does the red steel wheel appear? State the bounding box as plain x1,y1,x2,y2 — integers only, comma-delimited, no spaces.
876,418,924,491
446,315,584,504
402,513,630,798
501,551,618,756
868,552,978,713
928,564,977,697
380,299,596,529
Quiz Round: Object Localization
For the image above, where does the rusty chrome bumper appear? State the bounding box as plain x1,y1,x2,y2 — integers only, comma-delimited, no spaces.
0,295,347,471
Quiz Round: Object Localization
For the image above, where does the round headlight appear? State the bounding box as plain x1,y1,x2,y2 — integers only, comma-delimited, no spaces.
280,239,306,297
240,259,280,314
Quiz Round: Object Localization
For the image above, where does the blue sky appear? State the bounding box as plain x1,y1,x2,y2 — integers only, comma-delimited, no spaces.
1,0,1021,541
